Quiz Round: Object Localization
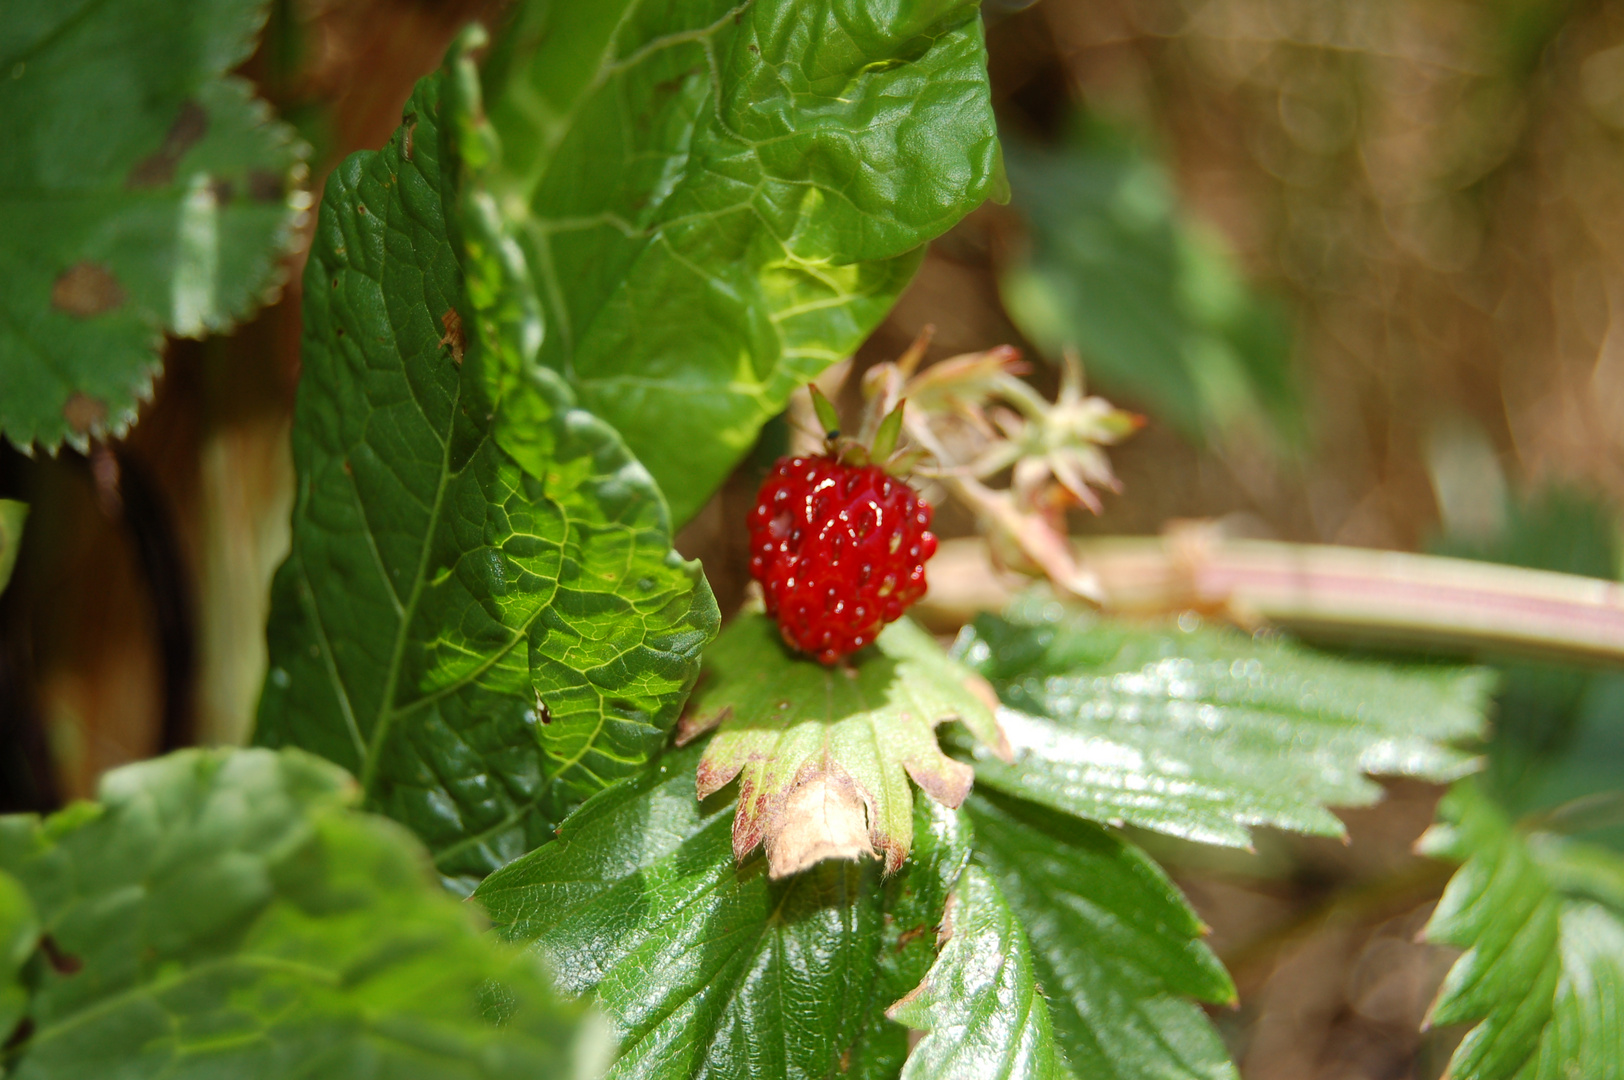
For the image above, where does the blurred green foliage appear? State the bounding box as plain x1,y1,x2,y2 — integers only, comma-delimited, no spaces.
999,119,1298,445
1433,486,1624,844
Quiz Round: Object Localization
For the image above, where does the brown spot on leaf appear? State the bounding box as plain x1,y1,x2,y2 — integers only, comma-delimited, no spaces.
402,114,417,161
52,262,125,317
246,169,284,202
438,308,465,367
63,392,108,435
894,924,929,951
39,934,82,975
126,100,208,188
209,177,234,204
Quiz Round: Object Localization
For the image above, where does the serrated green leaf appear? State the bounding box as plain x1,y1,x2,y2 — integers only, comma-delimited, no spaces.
676,612,1005,876
953,602,1492,847
999,119,1295,443
480,0,1001,523
0,0,306,451
476,740,968,1080
889,863,1073,1080
254,57,718,891
968,793,1238,1080
1421,783,1624,1080
0,500,25,598
0,747,583,1079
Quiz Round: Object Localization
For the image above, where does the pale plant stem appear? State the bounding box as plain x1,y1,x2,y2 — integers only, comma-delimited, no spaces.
921,531,1624,666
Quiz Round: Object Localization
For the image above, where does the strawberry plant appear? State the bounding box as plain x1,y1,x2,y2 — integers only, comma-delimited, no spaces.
2,2,1623,1079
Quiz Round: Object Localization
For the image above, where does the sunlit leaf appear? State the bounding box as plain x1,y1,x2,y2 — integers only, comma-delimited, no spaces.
952,599,1492,847
0,0,306,450
676,612,1005,876
0,748,583,1079
889,863,1073,1080
480,0,1002,522
967,793,1237,1080
255,54,717,891
476,741,967,1080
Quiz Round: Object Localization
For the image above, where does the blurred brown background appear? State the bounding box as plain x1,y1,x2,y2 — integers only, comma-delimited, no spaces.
7,1,1624,1076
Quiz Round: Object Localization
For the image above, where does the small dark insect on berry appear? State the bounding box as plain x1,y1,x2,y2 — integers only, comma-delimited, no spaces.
747,454,938,664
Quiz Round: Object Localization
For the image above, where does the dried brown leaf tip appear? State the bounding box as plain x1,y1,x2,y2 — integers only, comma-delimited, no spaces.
678,611,1005,878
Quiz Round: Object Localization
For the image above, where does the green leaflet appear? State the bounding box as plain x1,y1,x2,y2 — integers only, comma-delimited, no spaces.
0,748,584,1079
1420,784,1624,1080
0,868,35,1045
481,0,1001,523
889,865,1072,1080
953,600,1493,847
254,56,718,891
967,793,1237,1080
676,612,1005,876
0,0,306,451
475,742,968,1080
0,500,26,598
999,120,1295,444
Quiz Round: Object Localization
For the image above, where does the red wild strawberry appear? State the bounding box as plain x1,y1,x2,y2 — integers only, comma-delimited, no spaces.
748,455,938,664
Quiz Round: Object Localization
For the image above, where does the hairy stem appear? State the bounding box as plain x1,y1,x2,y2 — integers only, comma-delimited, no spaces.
919,528,1624,666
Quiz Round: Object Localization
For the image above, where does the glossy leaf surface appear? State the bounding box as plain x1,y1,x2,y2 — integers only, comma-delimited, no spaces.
0,0,306,450
1421,784,1624,1080
481,0,1001,522
954,601,1492,847
890,864,1073,1080
0,748,582,1079
255,62,717,890
677,612,1005,875
968,793,1237,1080
476,742,967,1080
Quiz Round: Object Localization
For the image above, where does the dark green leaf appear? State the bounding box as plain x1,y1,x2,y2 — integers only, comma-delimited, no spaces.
889,864,1073,1080
481,0,1001,523
0,748,583,1079
677,612,1005,876
999,120,1295,443
954,599,1492,847
0,0,306,451
476,741,968,1080
1421,783,1624,1079
254,57,718,890
968,793,1237,1080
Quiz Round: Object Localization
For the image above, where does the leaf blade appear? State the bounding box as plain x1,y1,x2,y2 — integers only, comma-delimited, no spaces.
967,793,1238,1080
0,747,583,1079
1420,784,1624,1080
0,0,306,450
475,741,968,1080
680,612,1002,875
255,57,717,889
889,864,1074,1080
954,602,1492,847
483,0,1002,522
